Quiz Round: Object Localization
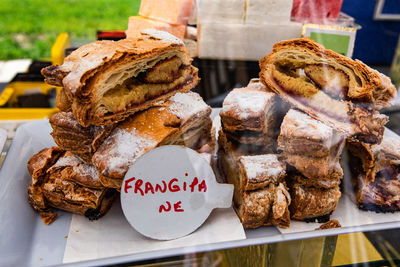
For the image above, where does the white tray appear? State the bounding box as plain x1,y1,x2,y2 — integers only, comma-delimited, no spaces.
1,118,400,266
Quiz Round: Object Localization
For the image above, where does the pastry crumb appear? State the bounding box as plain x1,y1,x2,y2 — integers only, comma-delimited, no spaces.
316,219,341,230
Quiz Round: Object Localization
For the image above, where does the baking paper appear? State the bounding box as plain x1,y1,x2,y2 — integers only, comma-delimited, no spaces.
279,195,400,234
63,201,245,263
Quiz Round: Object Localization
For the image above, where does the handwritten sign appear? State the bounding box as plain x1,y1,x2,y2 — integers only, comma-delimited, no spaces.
120,145,234,240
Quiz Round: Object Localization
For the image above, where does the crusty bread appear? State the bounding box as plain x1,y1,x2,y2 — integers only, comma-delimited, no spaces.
42,29,199,127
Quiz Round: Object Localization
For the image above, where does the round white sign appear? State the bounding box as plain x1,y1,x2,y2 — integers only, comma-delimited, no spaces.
120,145,233,240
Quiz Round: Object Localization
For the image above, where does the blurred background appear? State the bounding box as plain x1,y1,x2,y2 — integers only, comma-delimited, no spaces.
0,0,140,59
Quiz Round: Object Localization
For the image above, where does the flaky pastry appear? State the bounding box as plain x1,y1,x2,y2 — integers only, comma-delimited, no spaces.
259,38,393,143
42,29,199,126
93,91,212,189
27,148,116,224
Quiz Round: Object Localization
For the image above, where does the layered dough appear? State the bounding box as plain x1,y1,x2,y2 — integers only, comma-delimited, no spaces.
50,112,115,163
259,38,394,144
93,91,213,189
220,78,290,146
287,172,341,221
217,129,290,228
347,128,400,212
42,29,199,126
278,109,345,180
27,148,117,224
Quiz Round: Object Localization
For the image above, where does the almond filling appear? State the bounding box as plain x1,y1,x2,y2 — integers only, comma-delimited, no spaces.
97,56,190,114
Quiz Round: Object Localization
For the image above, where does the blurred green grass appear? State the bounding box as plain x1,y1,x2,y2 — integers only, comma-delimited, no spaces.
0,0,140,59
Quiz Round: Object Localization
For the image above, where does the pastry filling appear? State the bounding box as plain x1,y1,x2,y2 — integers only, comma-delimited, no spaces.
97,56,193,116
271,52,361,101
266,56,387,143
358,166,400,209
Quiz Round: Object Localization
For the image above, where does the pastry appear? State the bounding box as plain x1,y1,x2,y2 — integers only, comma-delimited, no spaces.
27,148,117,224
217,129,290,228
49,112,115,163
126,16,186,40
287,172,341,222
238,183,291,228
278,109,345,179
316,219,341,230
347,128,400,212
220,78,290,146
259,38,395,143
93,91,213,189
42,29,199,127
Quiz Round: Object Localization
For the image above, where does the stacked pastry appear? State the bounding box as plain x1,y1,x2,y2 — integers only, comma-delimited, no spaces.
28,30,213,224
347,129,400,212
259,38,396,144
28,148,116,224
259,38,397,216
218,79,292,228
278,109,343,222
218,37,397,228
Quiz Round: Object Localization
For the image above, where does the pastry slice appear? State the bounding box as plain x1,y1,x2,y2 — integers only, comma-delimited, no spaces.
347,128,400,212
238,183,291,228
259,38,394,143
278,109,345,179
27,148,117,224
287,172,341,222
93,91,212,189
42,29,199,126
217,129,290,228
50,112,115,163
220,78,289,146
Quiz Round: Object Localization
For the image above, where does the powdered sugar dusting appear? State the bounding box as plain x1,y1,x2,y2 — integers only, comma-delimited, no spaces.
141,29,183,44
52,153,82,169
100,128,157,175
281,109,332,140
74,164,100,182
50,152,100,183
372,128,400,160
221,88,274,119
240,154,285,180
168,91,209,120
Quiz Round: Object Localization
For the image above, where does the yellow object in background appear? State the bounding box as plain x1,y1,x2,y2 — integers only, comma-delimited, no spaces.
51,32,70,66
332,233,383,266
0,81,60,120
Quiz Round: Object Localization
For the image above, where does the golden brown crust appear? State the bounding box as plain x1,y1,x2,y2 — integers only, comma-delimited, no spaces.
238,154,286,191
27,147,117,224
93,91,212,189
220,79,290,146
238,183,291,228
260,37,396,107
259,38,391,144
347,128,400,183
49,112,115,163
42,30,199,127
347,128,400,212
217,129,290,228
317,219,341,230
288,173,341,221
27,147,64,183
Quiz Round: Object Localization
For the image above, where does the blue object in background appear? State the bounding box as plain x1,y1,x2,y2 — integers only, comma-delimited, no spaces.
342,0,400,64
